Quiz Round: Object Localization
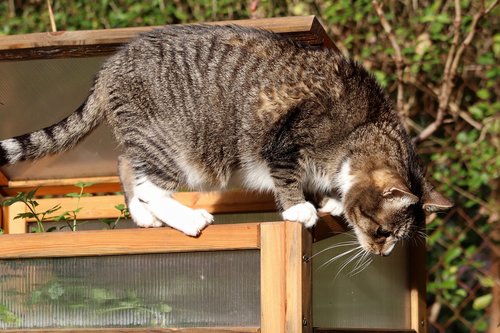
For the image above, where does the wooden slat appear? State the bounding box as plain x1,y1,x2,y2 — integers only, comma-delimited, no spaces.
20,190,275,220
2,201,26,234
0,170,8,186
0,16,333,61
172,190,275,214
1,190,276,235
409,242,428,333
314,213,348,242
314,329,417,333
285,222,312,333
0,328,260,333
0,176,121,196
0,222,260,259
260,222,286,333
7,176,120,188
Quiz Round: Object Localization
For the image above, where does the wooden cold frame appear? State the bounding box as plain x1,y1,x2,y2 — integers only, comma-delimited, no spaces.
0,189,426,333
0,220,311,333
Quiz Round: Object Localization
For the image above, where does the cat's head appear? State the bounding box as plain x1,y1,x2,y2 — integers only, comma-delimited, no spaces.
342,169,452,256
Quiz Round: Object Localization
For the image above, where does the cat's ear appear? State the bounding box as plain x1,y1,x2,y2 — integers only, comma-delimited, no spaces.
422,188,453,213
382,185,419,207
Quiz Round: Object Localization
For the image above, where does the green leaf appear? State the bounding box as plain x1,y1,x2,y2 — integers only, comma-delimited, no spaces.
472,293,492,310
74,182,96,188
476,89,490,100
444,247,461,264
115,204,126,211
14,212,36,220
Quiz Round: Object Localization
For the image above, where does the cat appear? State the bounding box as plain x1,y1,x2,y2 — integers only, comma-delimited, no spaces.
0,24,452,256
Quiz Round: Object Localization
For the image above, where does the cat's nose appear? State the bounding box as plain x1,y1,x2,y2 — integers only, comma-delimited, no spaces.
379,243,396,256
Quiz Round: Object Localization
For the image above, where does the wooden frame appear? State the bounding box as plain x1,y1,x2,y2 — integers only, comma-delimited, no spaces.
0,16,426,333
0,190,426,333
0,218,310,333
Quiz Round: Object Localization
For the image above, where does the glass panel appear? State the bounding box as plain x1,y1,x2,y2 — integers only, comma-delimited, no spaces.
0,251,260,329
312,233,410,329
0,57,119,180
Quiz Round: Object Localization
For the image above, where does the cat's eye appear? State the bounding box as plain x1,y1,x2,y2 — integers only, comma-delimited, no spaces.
376,227,392,238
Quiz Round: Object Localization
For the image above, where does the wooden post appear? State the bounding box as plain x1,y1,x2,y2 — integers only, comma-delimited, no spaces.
2,201,26,234
410,241,428,333
261,223,286,332
260,222,312,333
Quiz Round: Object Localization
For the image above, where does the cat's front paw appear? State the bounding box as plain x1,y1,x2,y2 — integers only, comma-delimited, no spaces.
179,209,214,237
282,202,318,228
318,197,344,216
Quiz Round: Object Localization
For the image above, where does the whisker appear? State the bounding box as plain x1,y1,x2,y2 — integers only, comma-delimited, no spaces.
310,241,359,259
349,257,373,277
334,248,364,280
316,246,362,271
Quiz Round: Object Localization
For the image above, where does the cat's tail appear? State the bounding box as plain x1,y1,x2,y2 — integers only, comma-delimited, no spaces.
0,84,105,166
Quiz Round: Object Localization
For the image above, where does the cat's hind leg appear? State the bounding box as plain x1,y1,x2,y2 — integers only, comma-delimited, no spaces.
133,178,214,236
118,155,213,236
118,155,162,228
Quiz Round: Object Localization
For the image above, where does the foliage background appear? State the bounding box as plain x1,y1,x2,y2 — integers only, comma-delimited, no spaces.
1,0,498,332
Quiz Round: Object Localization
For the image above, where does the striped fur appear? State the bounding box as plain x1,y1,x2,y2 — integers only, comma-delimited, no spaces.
0,25,451,248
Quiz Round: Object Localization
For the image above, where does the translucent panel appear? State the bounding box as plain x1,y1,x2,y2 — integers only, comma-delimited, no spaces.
0,251,260,329
312,233,410,329
0,57,119,180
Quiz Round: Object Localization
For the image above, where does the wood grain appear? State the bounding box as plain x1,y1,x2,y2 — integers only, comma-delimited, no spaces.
260,222,286,333
0,222,260,258
0,328,260,333
2,201,26,234
0,170,8,186
285,222,301,332
0,16,334,61
1,190,276,234
314,329,417,333
409,242,428,333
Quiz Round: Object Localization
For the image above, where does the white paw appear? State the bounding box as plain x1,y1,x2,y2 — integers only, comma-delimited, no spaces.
177,209,214,237
318,197,344,216
282,202,318,228
128,197,163,228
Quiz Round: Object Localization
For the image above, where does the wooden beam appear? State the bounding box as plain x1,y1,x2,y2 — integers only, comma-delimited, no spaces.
0,16,335,61
260,222,286,333
1,201,26,234
1,190,276,234
0,328,260,333
15,190,275,221
314,328,416,333
1,176,121,196
409,242,428,333
0,169,8,186
314,213,348,242
285,222,312,333
0,222,261,259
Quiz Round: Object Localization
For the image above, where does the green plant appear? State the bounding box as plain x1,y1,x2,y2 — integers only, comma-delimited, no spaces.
0,182,126,232
26,279,172,325
100,203,130,230
0,303,20,326
51,182,94,232
1,189,61,233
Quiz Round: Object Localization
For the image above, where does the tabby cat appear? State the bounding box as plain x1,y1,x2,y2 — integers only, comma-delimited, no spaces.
0,25,452,256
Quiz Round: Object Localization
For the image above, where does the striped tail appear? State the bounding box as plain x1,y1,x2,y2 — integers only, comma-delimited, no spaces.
0,88,105,166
